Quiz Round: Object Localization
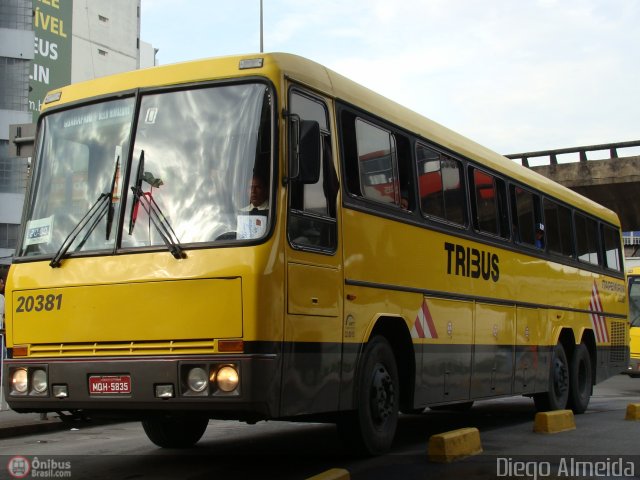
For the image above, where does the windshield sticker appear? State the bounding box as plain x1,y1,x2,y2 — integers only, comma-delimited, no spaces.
237,215,267,239
144,107,158,124
25,215,54,245
63,105,132,128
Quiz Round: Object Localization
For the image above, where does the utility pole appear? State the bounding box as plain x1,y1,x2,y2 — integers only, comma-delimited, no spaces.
260,0,264,53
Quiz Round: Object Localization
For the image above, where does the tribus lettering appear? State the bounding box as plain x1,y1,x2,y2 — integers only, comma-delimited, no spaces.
444,241,499,282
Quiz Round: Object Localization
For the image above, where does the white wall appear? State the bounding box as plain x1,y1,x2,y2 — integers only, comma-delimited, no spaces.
0,28,34,60
0,111,31,142
0,193,24,224
71,38,138,81
139,41,157,69
71,0,141,82
0,27,34,140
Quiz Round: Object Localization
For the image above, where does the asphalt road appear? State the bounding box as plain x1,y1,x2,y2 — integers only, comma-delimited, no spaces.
0,374,638,480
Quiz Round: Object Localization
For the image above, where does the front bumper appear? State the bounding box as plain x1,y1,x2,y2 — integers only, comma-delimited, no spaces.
3,354,279,419
626,356,640,377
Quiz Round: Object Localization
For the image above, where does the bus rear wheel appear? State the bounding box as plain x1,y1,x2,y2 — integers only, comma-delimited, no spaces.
533,343,569,412
142,415,209,448
568,343,592,414
338,336,399,455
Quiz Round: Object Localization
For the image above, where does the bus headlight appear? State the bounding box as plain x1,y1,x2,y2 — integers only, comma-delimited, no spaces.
12,368,28,394
187,367,209,393
216,366,239,392
31,369,48,394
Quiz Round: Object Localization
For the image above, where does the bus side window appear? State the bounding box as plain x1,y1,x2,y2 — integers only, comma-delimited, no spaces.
416,144,466,225
602,224,622,272
354,118,400,207
470,167,509,239
510,185,542,247
544,198,574,257
340,110,412,212
575,213,599,265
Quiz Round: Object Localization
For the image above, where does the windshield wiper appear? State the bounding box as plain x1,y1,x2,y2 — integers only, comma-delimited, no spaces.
50,157,120,268
128,150,186,260
75,155,120,251
105,155,120,239
128,150,145,235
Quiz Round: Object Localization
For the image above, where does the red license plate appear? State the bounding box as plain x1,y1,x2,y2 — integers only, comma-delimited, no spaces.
89,375,131,394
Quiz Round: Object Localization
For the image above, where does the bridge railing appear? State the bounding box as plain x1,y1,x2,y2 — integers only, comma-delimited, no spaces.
506,140,640,167
624,233,640,246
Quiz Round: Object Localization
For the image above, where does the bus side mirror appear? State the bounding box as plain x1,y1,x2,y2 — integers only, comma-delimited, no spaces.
289,119,321,184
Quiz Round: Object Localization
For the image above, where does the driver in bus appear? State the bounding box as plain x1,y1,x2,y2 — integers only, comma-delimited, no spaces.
241,174,269,213
237,174,269,239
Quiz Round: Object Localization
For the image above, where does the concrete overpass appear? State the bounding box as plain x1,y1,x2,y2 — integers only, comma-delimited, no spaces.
506,140,640,232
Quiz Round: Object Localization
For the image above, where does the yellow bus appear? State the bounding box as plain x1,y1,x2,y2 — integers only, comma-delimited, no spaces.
3,53,629,454
626,267,640,377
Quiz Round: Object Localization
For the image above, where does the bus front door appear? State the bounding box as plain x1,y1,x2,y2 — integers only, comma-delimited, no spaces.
280,88,343,417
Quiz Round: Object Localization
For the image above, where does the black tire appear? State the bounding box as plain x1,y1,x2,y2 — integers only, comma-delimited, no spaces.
338,336,399,455
568,343,592,414
533,343,569,412
142,415,209,448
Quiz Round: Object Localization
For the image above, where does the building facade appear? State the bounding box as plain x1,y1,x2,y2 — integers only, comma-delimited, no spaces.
1,0,153,271
0,0,33,273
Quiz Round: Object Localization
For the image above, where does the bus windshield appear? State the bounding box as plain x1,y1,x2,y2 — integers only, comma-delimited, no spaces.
629,276,640,327
19,82,272,259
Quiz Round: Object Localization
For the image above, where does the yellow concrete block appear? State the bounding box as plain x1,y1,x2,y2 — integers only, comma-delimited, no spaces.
428,427,483,463
533,410,576,433
625,403,640,420
306,468,350,480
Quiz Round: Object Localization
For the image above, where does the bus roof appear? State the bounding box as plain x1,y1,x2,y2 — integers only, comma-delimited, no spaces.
41,52,620,226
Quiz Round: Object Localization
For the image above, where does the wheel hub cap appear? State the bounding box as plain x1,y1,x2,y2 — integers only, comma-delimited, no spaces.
370,363,395,423
553,357,568,395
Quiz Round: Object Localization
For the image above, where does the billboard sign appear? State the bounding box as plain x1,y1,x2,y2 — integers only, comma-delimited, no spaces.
29,0,73,120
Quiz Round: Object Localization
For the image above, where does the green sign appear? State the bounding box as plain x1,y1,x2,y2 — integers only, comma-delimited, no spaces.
29,0,73,121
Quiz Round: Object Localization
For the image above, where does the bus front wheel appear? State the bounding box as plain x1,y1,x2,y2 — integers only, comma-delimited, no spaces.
339,335,399,455
142,415,209,448
533,343,569,412
568,343,592,414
